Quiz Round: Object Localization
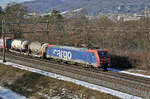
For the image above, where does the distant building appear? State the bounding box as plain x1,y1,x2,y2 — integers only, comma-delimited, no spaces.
60,8,85,17
24,12,39,18
116,12,149,21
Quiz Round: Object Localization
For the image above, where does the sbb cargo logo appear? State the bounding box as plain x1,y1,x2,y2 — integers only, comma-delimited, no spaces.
53,49,72,60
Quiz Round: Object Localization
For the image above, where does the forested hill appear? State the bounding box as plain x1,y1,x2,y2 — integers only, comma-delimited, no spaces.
23,0,150,15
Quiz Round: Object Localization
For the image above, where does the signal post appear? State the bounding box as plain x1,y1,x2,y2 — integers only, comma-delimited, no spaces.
2,20,6,62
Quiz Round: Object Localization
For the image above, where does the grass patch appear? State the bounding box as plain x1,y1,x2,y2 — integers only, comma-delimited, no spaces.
110,50,150,70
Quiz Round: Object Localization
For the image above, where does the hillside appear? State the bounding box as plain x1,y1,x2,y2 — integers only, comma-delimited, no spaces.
23,0,150,15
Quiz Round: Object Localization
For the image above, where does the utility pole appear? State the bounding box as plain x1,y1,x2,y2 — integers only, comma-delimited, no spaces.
46,20,49,35
2,20,6,62
45,20,49,42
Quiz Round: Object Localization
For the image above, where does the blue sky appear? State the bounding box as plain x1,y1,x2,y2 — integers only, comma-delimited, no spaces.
0,0,33,8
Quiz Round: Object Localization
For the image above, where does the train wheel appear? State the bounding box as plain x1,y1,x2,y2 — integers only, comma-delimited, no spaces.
102,64,108,71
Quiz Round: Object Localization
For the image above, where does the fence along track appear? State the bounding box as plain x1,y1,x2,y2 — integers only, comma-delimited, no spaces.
0,51,150,98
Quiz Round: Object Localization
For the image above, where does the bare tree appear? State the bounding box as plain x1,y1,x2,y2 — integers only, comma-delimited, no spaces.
5,2,27,22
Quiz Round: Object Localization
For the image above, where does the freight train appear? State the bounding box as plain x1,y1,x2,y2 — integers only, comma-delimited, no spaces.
0,38,110,70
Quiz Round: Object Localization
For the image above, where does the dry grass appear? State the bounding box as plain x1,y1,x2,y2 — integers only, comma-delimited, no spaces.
128,69,150,76
110,49,150,70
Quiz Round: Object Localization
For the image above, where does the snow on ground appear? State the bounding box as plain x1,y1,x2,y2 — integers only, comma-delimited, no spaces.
107,68,150,79
0,86,26,99
0,60,144,99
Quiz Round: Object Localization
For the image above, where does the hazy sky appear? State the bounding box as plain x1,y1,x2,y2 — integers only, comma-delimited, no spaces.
0,0,33,8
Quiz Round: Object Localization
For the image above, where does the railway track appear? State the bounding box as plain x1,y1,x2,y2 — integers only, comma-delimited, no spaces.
0,51,150,98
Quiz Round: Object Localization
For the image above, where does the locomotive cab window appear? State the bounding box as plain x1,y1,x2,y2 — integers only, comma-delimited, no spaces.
92,52,95,56
98,51,108,58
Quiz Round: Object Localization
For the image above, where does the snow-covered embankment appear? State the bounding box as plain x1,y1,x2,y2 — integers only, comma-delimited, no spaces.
0,86,26,99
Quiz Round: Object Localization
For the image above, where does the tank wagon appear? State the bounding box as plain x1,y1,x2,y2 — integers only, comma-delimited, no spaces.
0,38,12,50
11,39,30,52
46,45,110,69
11,40,48,57
28,42,48,57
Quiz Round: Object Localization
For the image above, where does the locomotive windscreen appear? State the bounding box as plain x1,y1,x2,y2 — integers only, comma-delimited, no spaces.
98,51,108,58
